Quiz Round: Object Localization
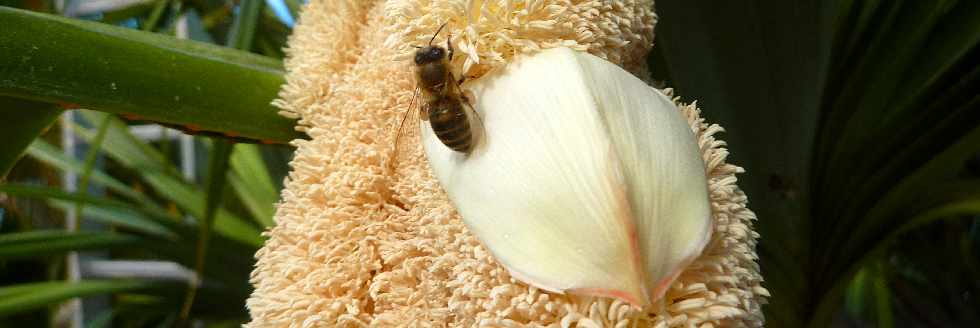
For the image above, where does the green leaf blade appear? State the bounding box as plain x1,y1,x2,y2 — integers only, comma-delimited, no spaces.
0,231,141,260
25,139,152,206
71,112,263,246
230,144,277,227
0,280,170,317
0,97,61,179
226,0,264,50
0,7,302,144
47,200,175,238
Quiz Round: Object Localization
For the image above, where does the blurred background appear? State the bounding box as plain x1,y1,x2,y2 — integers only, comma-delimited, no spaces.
1,0,297,326
1,0,978,327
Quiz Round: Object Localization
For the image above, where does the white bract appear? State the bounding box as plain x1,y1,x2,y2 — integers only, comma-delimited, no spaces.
422,47,712,308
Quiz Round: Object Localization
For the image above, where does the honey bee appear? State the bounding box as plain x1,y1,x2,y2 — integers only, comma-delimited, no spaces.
392,23,477,169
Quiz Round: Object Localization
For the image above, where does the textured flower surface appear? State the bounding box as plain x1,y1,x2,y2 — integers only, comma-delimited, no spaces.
247,0,768,327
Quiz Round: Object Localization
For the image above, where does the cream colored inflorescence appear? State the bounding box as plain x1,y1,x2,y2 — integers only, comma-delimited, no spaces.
250,0,768,327
384,0,656,80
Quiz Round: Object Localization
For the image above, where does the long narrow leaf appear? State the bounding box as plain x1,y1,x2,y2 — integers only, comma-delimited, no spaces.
816,1,980,256
0,231,141,259
74,111,169,172
226,0,264,50
179,141,233,324
0,184,177,227
72,112,263,246
229,144,277,226
0,280,169,317
654,1,835,325
204,143,233,224
844,267,870,317
811,0,905,199
871,261,894,328
0,7,302,143
25,139,152,206
225,0,279,227
0,97,62,178
141,0,170,32
0,186,255,295
47,200,174,238
812,194,980,328
85,309,116,328
819,91,980,284
818,1,937,178
840,124,980,274
73,114,113,231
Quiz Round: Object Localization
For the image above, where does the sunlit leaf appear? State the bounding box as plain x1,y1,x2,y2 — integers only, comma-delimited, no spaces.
0,6,302,143
47,200,174,238
73,114,113,232
229,144,277,227
25,139,152,206
72,112,263,246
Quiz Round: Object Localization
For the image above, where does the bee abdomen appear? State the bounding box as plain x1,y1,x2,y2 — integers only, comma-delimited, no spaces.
435,125,472,152
431,108,473,153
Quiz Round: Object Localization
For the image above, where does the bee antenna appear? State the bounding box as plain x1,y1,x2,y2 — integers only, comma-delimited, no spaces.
412,45,422,49
429,23,448,46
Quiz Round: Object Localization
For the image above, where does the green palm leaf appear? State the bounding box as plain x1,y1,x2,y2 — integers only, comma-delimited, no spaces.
229,144,278,227
0,6,301,144
0,231,142,259
0,97,61,179
0,280,172,317
25,139,154,206
655,0,980,326
71,111,263,246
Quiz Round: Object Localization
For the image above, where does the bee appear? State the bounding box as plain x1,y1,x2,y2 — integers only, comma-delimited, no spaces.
392,23,477,169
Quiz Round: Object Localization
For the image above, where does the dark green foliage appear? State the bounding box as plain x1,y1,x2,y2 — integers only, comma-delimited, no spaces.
0,97,62,179
655,0,980,326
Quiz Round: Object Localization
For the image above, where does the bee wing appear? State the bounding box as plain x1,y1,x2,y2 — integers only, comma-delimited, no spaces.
453,78,486,144
388,86,423,175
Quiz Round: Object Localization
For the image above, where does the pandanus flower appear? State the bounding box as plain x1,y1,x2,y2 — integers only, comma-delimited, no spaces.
247,0,768,326
423,46,713,308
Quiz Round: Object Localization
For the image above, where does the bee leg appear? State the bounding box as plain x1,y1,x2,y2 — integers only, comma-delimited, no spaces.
447,34,454,61
451,76,472,109
453,80,485,138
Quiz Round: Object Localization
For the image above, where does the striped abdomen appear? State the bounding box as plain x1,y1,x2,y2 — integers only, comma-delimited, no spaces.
428,96,473,153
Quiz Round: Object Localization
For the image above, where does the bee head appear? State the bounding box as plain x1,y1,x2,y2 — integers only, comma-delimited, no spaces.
415,46,446,65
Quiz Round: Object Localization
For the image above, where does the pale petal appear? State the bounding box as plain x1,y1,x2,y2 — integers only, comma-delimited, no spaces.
574,51,713,302
422,47,711,307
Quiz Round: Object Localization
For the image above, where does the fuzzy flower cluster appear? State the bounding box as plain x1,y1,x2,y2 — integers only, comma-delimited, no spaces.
249,0,768,327
383,0,656,79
